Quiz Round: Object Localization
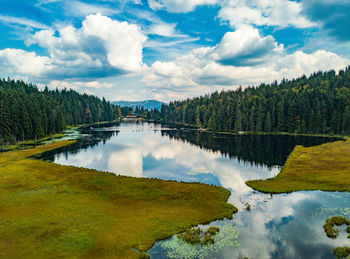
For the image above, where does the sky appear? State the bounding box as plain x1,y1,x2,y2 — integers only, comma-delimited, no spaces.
0,0,350,102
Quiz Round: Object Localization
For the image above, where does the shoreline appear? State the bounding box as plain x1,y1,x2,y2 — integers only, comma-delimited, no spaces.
0,120,121,152
148,120,347,140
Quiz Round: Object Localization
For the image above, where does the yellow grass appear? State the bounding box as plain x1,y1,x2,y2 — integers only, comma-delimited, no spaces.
0,141,236,258
246,138,350,193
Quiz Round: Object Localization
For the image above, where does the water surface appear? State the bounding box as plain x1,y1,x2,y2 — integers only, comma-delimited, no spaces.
39,122,349,259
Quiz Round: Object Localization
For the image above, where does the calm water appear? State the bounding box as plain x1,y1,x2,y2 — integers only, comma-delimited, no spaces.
38,122,350,259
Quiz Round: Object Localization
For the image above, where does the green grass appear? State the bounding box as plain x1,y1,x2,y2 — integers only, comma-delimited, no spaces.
246,138,350,193
0,141,236,258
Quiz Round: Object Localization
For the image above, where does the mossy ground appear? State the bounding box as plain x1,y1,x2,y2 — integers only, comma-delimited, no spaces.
246,138,350,193
0,141,236,258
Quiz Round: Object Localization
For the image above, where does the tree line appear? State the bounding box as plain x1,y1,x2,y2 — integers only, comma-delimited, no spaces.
0,78,117,144
159,67,350,136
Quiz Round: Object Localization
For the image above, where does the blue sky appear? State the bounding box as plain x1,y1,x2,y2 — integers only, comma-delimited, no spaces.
0,0,349,101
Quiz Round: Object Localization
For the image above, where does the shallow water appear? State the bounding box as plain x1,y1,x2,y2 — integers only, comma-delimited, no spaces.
38,122,349,259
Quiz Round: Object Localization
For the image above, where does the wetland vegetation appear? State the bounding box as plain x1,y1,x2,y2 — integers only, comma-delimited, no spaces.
2,68,350,258
246,138,350,193
0,140,236,258
323,216,350,258
177,226,220,246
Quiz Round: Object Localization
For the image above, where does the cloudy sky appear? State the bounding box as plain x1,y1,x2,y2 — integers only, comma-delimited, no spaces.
0,0,349,102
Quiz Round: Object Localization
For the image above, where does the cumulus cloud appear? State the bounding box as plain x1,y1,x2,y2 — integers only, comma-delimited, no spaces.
148,0,217,13
0,13,146,81
218,0,315,28
82,13,146,71
143,26,350,100
210,26,284,66
0,49,50,76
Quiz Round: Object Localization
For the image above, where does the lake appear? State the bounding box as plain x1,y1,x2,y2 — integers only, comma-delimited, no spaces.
38,122,350,259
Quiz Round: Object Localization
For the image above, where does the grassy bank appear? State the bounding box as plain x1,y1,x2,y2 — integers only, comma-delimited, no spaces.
0,120,120,152
0,141,236,258
246,138,350,193
0,133,66,152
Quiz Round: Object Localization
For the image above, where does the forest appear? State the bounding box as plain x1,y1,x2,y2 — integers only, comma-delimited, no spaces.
2,66,350,145
0,78,117,144
159,67,350,136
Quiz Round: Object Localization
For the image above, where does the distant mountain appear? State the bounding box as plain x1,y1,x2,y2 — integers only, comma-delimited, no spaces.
114,100,164,111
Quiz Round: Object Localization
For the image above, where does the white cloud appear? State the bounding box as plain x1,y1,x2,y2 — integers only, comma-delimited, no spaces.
0,49,50,76
210,26,284,66
48,80,80,90
65,0,118,17
142,26,350,100
149,22,177,37
48,80,113,90
148,0,217,13
218,0,315,28
82,13,147,71
85,81,113,89
0,13,147,80
0,14,49,29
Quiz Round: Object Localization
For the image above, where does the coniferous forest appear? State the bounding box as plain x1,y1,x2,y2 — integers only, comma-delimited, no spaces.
0,78,117,144
160,67,350,135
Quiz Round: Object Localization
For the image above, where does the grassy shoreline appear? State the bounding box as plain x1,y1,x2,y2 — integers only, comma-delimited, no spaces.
159,121,346,139
246,137,350,194
0,120,120,152
0,140,236,258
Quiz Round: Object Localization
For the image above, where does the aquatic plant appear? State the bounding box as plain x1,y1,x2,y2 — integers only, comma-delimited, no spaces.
177,226,220,246
333,246,350,259
324,216,350,238
314,207,350,219
206,226,220,235
160,223,240,259
177,227,202,245
323,216,350,258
